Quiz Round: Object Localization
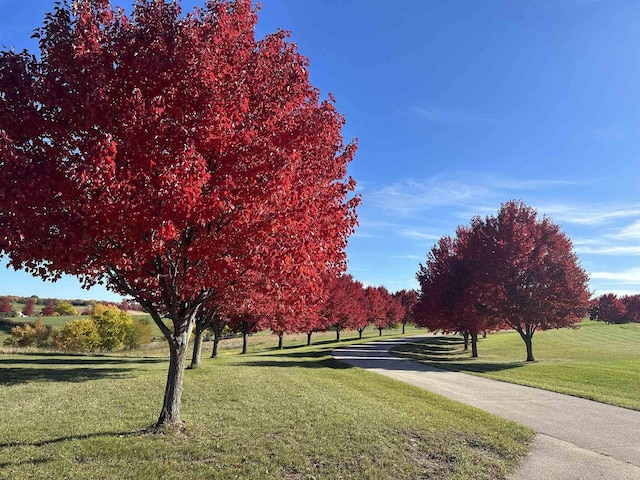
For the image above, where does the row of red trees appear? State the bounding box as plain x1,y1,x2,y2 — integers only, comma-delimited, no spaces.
414,201,591,362
188,275,417,368
589,293,640,324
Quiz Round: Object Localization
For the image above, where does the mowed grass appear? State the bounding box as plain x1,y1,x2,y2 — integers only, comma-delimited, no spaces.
391,320,640,411
0,332,532,479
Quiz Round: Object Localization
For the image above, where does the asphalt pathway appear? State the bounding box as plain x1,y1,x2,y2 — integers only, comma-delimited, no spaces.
333,336,640,480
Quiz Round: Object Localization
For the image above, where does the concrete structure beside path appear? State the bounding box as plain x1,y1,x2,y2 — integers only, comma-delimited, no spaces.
333,336,640,480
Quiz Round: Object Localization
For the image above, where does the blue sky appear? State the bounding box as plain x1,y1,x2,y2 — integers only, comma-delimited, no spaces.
2,0,640,301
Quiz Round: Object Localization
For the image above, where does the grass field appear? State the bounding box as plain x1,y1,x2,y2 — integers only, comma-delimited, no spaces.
391,320,640,411
0,331,532,479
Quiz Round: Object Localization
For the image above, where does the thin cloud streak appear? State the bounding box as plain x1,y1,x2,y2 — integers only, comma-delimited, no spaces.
576,245,640,256
590,268,640,284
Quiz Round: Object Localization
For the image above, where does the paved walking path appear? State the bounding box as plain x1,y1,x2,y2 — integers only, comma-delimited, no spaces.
333,336,640,480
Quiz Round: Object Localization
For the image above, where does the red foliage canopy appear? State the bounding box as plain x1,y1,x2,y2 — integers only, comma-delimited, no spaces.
591,293,627,324
0,0,358,428
416,201,590,361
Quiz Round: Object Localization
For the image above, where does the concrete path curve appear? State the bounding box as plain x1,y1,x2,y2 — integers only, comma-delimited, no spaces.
333,336,640,480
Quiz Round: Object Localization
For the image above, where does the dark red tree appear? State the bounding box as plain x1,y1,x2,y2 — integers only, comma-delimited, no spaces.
0,0,357,430
393,289,417,334
621,294,640,323
42,299,56,317
22,298,36,316
0,297,11,315
467,201,590,361
591,294,627,324
322,274,367,341
415,232,495,357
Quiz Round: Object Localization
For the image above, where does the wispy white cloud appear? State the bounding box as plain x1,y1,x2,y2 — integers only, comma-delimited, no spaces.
590,268,640,284
576,245,640,256
535,203,640,226
412,107,495,125
608,220,640,240
390,254,422,261
366,173,593,218
399,229,441,241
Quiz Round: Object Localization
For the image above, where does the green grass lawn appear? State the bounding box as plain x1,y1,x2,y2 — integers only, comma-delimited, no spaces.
391,320,640,411
0,331,532,479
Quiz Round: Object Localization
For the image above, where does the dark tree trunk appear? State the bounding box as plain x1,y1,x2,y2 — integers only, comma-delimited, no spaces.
211,335,220,358
462,332,469,351
402,322,406,334
335,327,341,342
242,332,248,354
210,321,225,358
516,325,535,362
155,327,191,430
378,327,383,336
482,331,487,339
306,331,312,346
524,335,535,361
278,333,283,350
471,332,478,358
358,328,364,339
188,327,204,369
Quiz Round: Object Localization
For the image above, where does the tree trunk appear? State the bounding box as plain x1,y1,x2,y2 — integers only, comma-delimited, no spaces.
462,332,469,351
471,333,478,358
378,327,383,336
155,327,191,430
211,335,220,358
188,327,204,369
306,331,312,346
335,327,340,342
402,322,406,334
242,332,248,354
358,328,364,339
524,335,535,361
516,325,536,362
210,322,224,358
278,333,283,350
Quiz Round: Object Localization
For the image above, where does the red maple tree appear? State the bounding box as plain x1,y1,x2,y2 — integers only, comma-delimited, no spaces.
22,298,36,317
415,232,495,357
466,201,590,361
621,294,640,323
0,297,11,315
322,274,367,341
0,0,358,430
416,201,590,361
590,293,627,324
393,289,417,334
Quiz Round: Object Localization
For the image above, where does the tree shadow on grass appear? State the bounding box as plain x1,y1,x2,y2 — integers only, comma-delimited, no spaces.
231,357,353,370
0,430,142,449
0,366,135,386
0,354,166,366
0,457,53,470
392,337,526,374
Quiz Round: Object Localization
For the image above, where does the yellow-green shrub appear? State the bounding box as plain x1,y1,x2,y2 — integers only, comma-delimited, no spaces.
53,318,100,352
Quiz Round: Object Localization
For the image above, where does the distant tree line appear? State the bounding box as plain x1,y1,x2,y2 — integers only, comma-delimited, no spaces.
589,293,640,324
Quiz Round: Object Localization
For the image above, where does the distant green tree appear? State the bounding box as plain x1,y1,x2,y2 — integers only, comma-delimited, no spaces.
124,318,153,349
92,304,133,351
54,301,78,316
53,318,100,352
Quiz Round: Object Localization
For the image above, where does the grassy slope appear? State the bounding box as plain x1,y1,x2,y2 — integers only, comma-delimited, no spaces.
0,333,532,480
392,320,640,411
